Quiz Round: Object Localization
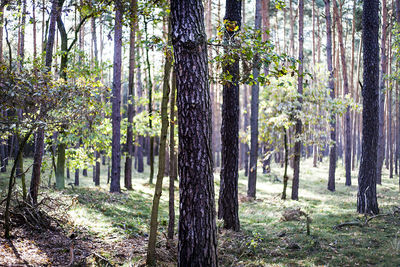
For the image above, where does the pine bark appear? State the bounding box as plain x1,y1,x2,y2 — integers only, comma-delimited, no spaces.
333,0,351,186
247,0,262,199
110,0,123,193
326,0,336,192
357,0,379,215
377,0,388,184
171,0,218,264
291,0,303,201
124,0,137,190
218,0,241,231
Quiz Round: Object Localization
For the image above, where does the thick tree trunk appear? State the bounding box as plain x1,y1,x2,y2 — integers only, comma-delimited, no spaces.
326,0,336,192
110,0,123,193
248,0,262,199
171,0,218,264
218,0,241,232
291,0,303,201
357,0,379,215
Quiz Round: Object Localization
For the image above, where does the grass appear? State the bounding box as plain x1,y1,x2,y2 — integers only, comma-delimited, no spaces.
1,154,400,266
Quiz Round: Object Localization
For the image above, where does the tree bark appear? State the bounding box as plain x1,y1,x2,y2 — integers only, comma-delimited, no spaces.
124,0,137,190
110,0,123,193
326,0,336,192
167,70,177,242
247,0,262,199
171,0,218,264
357,0,379,215
333,0,351,186
377,0,388,185
218,0,241,232
291,0,303,201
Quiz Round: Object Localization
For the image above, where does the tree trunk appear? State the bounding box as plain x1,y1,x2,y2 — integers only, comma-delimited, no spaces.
218,0,241,232
171,0,218,264
247,0,262,199
124,0,137,190
29,0,61,204
167,70,177,242
110,0,122,193
333,0,351,186
377,0,388,184
282,128,289,199
147,22,172,265
291,0,303,201
326,0,336,192
357,0,379,215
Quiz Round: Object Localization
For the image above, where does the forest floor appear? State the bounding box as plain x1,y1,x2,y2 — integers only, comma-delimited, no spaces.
1,156,400,266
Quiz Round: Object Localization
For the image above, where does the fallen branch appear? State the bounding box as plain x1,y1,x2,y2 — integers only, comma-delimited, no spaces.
333,209,400,230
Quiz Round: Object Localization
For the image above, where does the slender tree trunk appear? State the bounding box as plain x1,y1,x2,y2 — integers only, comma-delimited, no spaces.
110,0,122,193
144,20,155,184
29,0,61,204
357,0,379,215
167,70,177,242
5,130,32,239
0,4,3,62
333,0,351,186
291,0,303,201
377,0,388,184
171,0,218,264
247,0,262,199
124,0,137,190
326,0,336,192
282,128,289,199
147,22,172,265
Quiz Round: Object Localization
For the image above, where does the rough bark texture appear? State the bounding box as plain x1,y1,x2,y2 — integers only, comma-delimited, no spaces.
110,0,122,193
357,0,379,215
291,0,303,201
171,0,218,265
247,0,261,199
218,0,241,232
124,0,137,190
333,0,351,186
377,0,388,185
326,0,336,192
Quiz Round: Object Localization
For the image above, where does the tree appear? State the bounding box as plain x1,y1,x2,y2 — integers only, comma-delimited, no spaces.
29,0,61,205
124,0,138,190
333,0,351,186
325,0,336,192
247,0,261,199
147,16,172,266
291,0,304,201
377,0,388,184
218,0,241,231
357,0,379,215
171,0,218,264
110,0,122,193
